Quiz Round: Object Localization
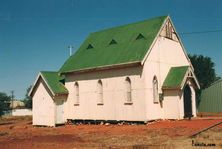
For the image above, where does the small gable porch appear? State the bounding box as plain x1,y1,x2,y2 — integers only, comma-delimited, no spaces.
162,66,200,119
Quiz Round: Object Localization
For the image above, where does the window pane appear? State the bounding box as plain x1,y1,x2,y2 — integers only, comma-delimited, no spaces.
75,83,79,104
98,80,103,104
153,77,159,103
125,77,132,102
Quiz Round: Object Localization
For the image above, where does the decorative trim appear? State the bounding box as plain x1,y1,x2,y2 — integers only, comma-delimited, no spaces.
60,61,141,75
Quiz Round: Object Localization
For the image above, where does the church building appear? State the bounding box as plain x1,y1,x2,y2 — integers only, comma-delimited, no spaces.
29,16,200,127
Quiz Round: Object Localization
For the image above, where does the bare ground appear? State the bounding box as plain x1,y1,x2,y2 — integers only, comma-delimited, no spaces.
0,116,222,149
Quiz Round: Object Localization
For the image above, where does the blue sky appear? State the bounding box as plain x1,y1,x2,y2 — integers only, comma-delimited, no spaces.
1,0,222,99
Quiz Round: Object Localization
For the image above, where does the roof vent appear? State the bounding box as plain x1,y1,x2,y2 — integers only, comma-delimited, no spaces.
136,33,145,40
109,39,117,45
87,44,94,49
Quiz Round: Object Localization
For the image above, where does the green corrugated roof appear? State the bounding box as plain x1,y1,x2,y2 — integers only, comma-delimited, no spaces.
199,79,222,112
162,66,189,89
60,16,167,73
41,71,68,95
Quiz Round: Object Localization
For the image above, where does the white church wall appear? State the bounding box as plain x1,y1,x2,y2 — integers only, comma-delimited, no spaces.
64,66,148,121
143,24,190,120
32,79,55,127
163,90,181,119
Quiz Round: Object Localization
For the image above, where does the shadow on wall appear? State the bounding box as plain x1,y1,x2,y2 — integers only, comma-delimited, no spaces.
65,65,143,82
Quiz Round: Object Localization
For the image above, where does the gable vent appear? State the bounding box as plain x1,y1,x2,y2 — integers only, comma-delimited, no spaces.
87,44,94,49
109,39,117,45
136,33,145,40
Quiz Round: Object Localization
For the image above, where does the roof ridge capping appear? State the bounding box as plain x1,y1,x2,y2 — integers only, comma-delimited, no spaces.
91,15,168,35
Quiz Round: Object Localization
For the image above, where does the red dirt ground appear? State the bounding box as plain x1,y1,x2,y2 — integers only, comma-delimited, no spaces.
0,116,222,149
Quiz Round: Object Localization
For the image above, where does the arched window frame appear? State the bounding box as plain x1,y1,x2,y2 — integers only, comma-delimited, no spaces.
125,77,132,104
97,80,103,105
74,82,79,105
153,76,159,103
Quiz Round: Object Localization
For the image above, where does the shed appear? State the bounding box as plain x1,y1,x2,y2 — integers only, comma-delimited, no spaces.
199,79,222,112
29,71,68,126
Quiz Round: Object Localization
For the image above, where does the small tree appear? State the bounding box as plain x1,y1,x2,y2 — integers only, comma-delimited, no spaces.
189,54,219,89
23,86,32,109
0,92,11,116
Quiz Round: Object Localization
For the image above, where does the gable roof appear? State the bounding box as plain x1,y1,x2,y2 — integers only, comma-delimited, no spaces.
41,71,68,95
29,71,68,97
60,16,167,74
162,66,189,89
162,66,200,90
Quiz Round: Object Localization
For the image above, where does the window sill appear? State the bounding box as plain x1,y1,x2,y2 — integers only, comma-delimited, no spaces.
97,103,104,106
74,103,79,106
124,102,133,105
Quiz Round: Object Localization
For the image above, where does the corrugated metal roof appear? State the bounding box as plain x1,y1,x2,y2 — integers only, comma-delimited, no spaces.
162,66,189,89
59,16,167,73
198,79,222,112
40,71,68,95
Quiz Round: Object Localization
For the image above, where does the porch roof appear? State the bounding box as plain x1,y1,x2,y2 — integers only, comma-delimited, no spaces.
29,71,68,97
162,66,189,89
40,71,68,95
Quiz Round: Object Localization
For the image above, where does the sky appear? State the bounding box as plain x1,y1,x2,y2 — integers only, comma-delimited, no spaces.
1,0,222,99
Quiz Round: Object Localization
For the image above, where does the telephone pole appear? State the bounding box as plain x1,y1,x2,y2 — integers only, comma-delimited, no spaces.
11,90,14,115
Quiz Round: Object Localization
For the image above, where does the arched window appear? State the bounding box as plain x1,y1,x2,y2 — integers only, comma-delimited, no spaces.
125,77,132,103
97,80,103,105
74,82,79,105
153,76,159,103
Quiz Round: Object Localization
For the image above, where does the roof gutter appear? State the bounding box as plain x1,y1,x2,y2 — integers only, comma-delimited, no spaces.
162,86,181,90
60,61,141,75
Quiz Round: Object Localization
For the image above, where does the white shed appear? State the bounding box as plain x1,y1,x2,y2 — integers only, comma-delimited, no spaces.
29,71,68,127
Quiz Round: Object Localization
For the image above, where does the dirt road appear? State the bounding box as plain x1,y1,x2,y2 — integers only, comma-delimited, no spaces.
0,116,222,149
